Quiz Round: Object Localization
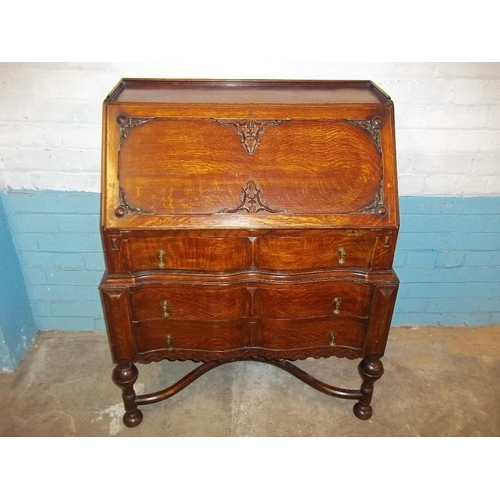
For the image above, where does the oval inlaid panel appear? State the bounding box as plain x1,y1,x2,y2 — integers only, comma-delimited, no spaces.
118,118,382,215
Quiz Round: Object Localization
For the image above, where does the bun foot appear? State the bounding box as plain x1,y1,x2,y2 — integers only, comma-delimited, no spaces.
123,409,144,428
353,402,373,420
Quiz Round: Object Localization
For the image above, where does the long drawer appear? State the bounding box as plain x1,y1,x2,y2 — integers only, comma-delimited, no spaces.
105,230,395,273
129,279,371,323
134,317,365,361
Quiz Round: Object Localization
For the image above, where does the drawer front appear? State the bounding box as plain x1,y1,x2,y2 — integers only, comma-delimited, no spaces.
126,236,251,272
256,234,376,270
135,319,248,354
257,317,365,351
258,281,371,319
130,285,249,322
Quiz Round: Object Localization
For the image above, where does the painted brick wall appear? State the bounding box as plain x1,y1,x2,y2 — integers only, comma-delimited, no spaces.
1,191,104,332
2,190,499,331
0,62,499,195
394,197,500,326
0,192,37,370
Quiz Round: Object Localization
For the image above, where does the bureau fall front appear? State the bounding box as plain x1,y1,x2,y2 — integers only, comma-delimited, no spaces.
99,79,399,427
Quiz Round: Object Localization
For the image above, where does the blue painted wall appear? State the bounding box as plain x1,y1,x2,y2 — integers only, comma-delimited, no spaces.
394,197,500,325
1,190,499,336
0,192,37,371
1,191,104,332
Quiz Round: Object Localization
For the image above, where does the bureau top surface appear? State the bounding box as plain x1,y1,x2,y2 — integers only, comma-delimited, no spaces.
107,79,391,105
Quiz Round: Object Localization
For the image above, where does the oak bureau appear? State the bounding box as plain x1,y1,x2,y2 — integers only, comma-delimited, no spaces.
99,79,400,427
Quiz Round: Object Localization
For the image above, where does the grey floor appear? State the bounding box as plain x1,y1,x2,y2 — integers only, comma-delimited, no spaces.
1,326,499,436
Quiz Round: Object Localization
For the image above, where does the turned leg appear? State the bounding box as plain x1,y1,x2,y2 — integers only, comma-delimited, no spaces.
112,361,143,428
353,356,384,420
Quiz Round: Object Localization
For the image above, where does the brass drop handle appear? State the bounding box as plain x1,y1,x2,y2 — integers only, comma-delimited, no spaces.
157,249,166,269
333,297,342,315
328,331,336,347
337,247,346,266
165,334,173,351
161,300,169,318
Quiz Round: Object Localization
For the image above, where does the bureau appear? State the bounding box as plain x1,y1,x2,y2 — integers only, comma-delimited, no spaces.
99,79,400,428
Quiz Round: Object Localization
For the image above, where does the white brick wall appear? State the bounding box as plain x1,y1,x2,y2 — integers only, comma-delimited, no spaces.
0,62,499,196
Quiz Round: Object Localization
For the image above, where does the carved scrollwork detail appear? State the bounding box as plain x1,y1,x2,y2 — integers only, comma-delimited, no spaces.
117,115,155,148
114,187,152,218
218,180,284,214
343,116,387,215
214,119,286,155
346,116,383,155
349,181,387,216
139,346,362,364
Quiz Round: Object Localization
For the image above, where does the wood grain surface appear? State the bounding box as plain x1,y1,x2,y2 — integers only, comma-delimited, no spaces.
134,319,248,353
257,317,366,350
130,284,249,322
125,234,252,272
257,281,371,319
118,119,381,215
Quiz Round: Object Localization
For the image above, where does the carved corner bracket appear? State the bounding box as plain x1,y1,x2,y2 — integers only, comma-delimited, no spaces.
115,114,155,217
214,119,286,155
114,188,151,218
218,180,284,214
350,181,387,216
345,116,386,215
346,116,383,155
117,115,155,149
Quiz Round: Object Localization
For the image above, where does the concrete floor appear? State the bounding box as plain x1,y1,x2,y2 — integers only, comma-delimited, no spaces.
0,326,499,436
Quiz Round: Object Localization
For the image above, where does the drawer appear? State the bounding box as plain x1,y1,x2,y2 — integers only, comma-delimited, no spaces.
256,317,365,351
135,319,248,354
124,235,251,272
130,285,249,322
256,233,376,270
257,281,371,319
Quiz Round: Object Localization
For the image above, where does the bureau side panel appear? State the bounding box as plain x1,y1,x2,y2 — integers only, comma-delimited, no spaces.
100,286,137,362
381,105,400,230
362,281,399,357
